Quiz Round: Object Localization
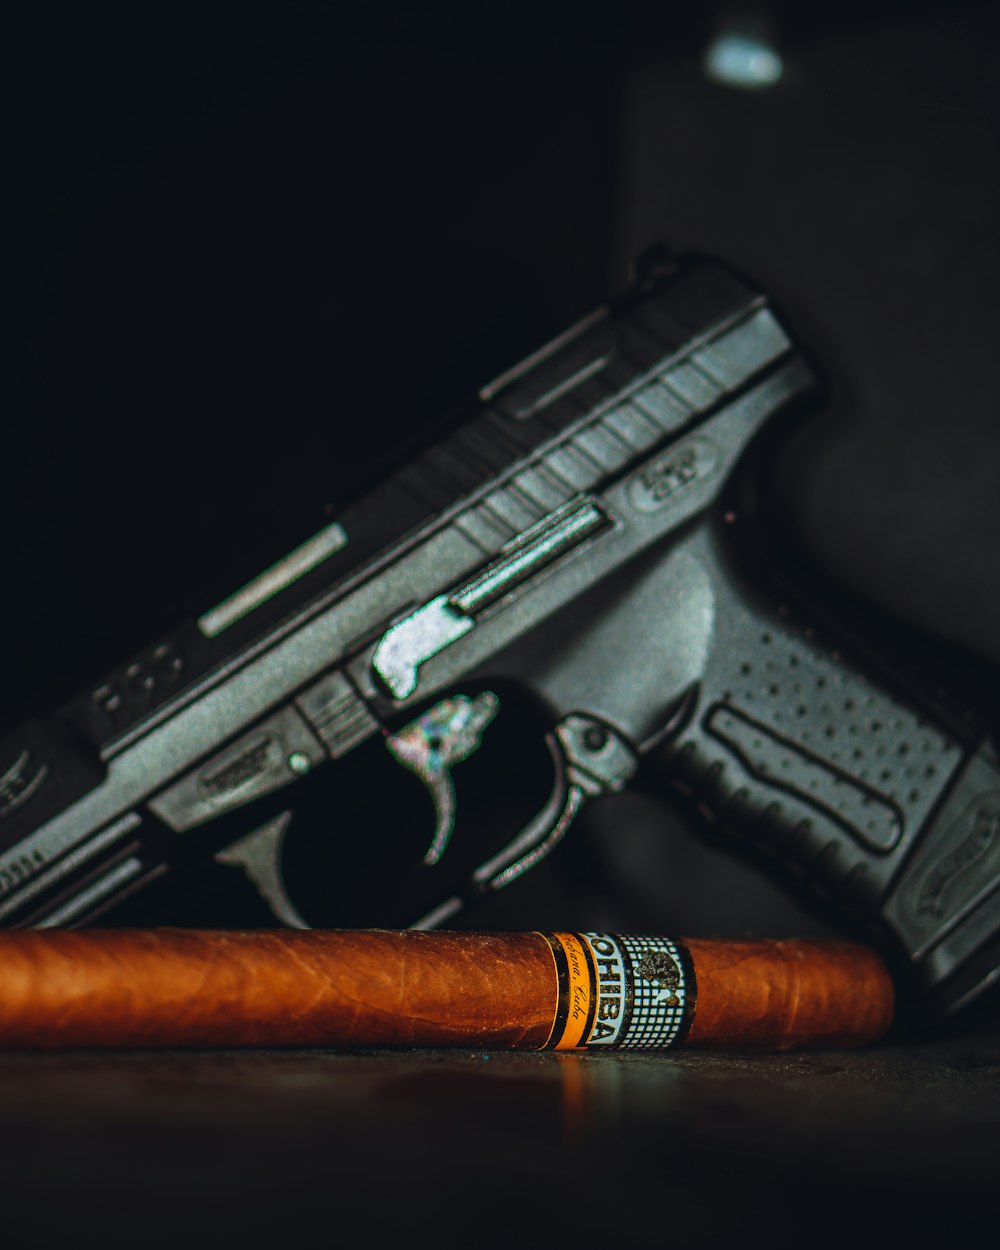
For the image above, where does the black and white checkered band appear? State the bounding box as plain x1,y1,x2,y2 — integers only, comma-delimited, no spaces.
581,934,693,1049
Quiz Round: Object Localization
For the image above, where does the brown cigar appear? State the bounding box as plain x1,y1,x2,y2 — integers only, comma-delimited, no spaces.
0,930,895,1055
0,929,893,1051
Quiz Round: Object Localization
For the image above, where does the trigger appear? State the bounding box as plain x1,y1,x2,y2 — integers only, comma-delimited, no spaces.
418,771,457,868
385,691,500,867
214,811,310,928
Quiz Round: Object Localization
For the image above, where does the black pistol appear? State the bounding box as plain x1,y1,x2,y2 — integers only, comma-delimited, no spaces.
2,249,997,1020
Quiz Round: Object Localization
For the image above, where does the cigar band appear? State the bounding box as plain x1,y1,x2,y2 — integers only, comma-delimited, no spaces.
541,933,694,1051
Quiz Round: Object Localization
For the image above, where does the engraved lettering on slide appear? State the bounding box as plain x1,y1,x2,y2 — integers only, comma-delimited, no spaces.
0,750,49,818
628,437,718,513
0,848,48,900
199,733,281,801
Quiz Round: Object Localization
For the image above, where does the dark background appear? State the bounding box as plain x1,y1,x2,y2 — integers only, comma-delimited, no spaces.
3,5,1000,1249
4,0,1000,961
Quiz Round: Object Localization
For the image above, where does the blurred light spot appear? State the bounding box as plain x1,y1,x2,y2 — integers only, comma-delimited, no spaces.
703,33,783,90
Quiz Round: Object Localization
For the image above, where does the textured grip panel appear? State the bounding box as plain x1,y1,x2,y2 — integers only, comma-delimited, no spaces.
704,702,904,853
657,528,973,916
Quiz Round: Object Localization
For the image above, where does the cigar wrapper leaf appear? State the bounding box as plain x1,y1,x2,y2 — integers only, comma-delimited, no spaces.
0,929,893,1051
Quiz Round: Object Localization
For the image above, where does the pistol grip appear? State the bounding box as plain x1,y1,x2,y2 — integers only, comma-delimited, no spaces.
652,524,1000,1016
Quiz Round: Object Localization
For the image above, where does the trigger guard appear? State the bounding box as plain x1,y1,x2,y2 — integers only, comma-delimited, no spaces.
470,714,638,894
472,733,580,891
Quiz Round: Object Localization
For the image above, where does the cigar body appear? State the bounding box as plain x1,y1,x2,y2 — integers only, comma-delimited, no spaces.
0,929,893,1051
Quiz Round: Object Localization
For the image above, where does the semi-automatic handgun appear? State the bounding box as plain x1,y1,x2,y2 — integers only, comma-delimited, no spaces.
3,250,999,1019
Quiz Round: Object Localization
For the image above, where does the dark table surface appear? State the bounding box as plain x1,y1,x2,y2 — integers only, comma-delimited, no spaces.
3,1030,998,1250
